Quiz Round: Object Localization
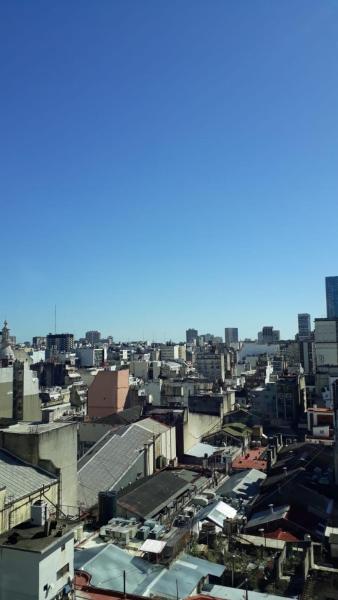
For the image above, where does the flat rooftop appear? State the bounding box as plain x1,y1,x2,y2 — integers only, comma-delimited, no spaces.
0,421,75,434
232,448,267,472
0,521,74,553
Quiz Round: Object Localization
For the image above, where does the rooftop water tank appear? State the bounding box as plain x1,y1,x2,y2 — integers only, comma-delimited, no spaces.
98,491,117,526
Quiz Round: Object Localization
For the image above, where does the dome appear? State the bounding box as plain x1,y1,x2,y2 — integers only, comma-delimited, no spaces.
0,345,15,361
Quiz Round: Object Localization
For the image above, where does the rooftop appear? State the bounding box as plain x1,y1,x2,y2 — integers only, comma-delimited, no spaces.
0,521,74,553
232,448,267,472
246,505,290,529
0,449,57,502
0,420,74,434
201,584,295,600
78,423,157,509
117,471,192,519
216,468,266,500
185,442,220,459
197,500,237,527
75,544,224,600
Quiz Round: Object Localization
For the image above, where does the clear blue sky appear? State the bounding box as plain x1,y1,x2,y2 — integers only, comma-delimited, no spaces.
1,0,338,342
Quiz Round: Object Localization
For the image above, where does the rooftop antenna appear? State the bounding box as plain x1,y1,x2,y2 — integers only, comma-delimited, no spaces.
54,304,57,334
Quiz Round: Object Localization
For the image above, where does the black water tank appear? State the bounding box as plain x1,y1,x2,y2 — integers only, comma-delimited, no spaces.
98,491,117,525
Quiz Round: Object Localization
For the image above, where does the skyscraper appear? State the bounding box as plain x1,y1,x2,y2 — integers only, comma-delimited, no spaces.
298,313,311,340
186,328,198,344
85,330,101,345
326,277,338,319
224,328,238,345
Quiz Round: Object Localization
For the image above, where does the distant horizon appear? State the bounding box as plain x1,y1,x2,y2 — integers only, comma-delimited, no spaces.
2,1,337,342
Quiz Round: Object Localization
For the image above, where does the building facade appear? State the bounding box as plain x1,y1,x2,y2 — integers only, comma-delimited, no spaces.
224,328,238,345
85,330,101,345
87,369,129,418
46,333,74,354
326,276,338,319
0,523,74,600
315,318,338,367
298,313,311,340
195,349,225,381
186,329,198,344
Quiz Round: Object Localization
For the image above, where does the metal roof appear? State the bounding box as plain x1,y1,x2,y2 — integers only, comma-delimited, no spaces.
197,500,237,527
140,539,166,554
134,418,169,435
202,583,294,600
185,442,219,458
75,544,224,599
78,423,155,508
0,449,57,502
117,471,192,519
217,469,266,499
246,505,290,529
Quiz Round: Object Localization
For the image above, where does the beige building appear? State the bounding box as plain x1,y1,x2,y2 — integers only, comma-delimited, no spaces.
0,321,41,422
87,368,129,418
195,350,225,381
315,318,338,367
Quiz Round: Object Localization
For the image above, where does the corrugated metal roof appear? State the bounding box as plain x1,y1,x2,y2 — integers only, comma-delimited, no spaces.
117,471,192,519
75,544,224,599
246,504,290,529
197,500,237,527
78,423,155,508
0,449,57,502
134,418,169,435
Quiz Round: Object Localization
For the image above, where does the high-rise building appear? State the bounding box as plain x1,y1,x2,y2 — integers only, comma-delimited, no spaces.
46,333,74,354
326,276,338,319
298,313,311,340
224,328,238,345
258,326,280,344
186,328,198,344
85,330,101,345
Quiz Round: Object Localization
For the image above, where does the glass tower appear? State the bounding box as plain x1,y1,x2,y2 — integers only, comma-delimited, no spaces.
326,276,338,318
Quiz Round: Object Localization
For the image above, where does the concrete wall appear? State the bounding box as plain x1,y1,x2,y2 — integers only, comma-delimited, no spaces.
183,412,221,452
0,367,13,419
0,531,74,600
78,422,111,449
130,360,149,380
87,369,129,418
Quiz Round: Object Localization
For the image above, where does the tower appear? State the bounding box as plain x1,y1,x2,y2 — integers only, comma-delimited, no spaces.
326,276,338,319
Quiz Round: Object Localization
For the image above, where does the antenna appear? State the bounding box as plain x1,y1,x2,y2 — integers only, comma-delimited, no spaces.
54,305,57,334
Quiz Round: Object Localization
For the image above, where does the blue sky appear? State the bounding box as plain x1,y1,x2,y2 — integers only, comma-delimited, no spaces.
1,0,338,342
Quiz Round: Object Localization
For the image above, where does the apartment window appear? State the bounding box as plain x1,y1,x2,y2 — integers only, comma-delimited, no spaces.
57,563,69,580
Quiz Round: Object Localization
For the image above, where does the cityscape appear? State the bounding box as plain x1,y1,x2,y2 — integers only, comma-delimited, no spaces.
0,276,337,598
2,1,338,599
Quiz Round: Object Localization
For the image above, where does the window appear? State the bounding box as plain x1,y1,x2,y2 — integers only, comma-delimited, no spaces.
57,563,69,580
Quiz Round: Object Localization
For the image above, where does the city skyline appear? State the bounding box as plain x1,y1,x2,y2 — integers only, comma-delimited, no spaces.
2,1,338,340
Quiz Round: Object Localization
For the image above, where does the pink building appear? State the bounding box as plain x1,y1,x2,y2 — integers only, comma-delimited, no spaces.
87,369,129,418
